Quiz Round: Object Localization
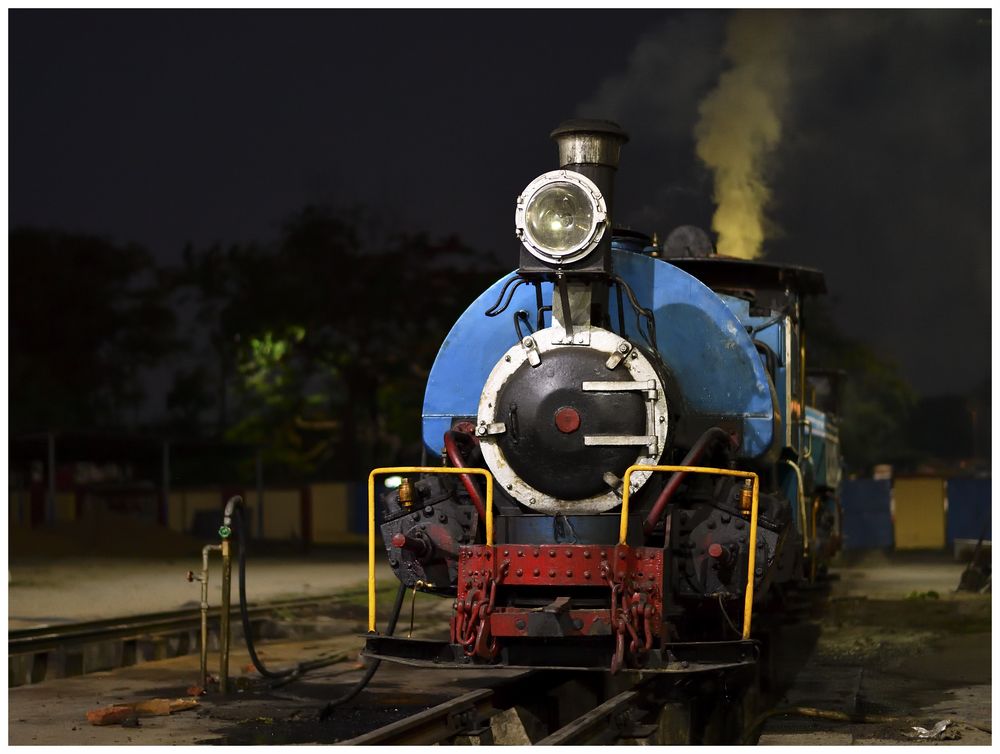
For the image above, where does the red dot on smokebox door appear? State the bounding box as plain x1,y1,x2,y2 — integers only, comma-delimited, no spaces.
554,407,581,434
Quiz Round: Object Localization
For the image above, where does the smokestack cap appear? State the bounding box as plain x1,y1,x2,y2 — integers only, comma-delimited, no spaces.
550,119,629,169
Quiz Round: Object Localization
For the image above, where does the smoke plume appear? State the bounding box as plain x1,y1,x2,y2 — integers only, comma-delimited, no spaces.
694,12,793,259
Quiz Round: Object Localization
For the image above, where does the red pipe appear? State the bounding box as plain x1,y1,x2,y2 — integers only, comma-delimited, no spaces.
642,427,736,536
443,431,488,522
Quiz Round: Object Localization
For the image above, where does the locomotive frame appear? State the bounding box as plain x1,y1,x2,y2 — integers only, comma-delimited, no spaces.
365,463,762,675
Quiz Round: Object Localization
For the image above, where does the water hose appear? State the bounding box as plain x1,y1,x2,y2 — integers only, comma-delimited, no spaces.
317,582,407,720
221,496,407,694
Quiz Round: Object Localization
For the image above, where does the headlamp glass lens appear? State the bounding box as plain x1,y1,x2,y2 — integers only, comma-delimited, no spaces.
524,182,594,254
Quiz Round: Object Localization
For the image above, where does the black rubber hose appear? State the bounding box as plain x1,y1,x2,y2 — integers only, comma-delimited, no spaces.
317,582,407,720
226,495,408,713
231,502,406,686
232,504,297,679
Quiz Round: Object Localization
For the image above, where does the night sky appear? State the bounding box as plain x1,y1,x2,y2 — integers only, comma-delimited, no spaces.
10,9,992,400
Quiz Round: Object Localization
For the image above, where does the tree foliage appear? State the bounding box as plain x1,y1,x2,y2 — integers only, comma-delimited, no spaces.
806,301,917,473
171,205,504,480
9,228,176,433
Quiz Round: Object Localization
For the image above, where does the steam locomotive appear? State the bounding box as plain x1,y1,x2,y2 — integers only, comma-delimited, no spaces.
363,120,841,676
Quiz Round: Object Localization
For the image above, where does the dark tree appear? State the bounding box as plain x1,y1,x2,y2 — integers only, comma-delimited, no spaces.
172,206,505,480
165,364,216,433
9,228,176,433
806,301,917,473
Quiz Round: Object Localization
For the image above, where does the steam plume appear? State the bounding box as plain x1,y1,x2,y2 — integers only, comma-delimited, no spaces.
694,12,793,259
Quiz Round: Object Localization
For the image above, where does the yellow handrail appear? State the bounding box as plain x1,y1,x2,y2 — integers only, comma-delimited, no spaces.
621,464,761,640
367,466,494,633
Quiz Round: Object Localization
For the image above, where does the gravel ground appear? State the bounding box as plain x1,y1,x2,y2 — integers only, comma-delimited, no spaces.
760,549,992,745
7,592,472,746
831,549,968,599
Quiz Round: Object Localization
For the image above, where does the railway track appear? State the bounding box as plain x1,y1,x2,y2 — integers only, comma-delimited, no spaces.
12,604,699,745
9,582,832,743
332,584,836,745
335,665,755,746
8,590,367,687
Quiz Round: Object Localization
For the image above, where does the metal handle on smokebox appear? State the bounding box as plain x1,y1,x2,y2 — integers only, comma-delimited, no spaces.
367,466,494,634
620,464,760,640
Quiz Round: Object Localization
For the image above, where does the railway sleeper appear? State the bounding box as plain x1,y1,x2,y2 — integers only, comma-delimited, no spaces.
372,668,757,746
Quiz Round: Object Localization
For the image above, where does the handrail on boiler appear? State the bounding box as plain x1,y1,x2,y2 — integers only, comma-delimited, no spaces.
367,466,494,633
620,464,761,640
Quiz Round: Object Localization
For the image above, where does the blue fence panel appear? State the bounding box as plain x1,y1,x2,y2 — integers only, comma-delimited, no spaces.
946,478,991,544
840,479,894,550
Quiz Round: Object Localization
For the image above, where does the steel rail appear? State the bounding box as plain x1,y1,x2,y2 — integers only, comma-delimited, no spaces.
338,633,780,746
9,591,362,655
536,687,641,745
337,688,495,746
334,670,669,746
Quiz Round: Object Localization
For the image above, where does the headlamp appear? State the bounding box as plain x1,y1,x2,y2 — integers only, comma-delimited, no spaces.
515,170,608,265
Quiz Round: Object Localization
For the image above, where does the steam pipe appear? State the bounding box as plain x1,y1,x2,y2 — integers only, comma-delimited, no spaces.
443,431,487,522
219,536,232,693
198,544,221,690
642,427,736,536
222,494,241,528
218,494,243,694
781,458,808,559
